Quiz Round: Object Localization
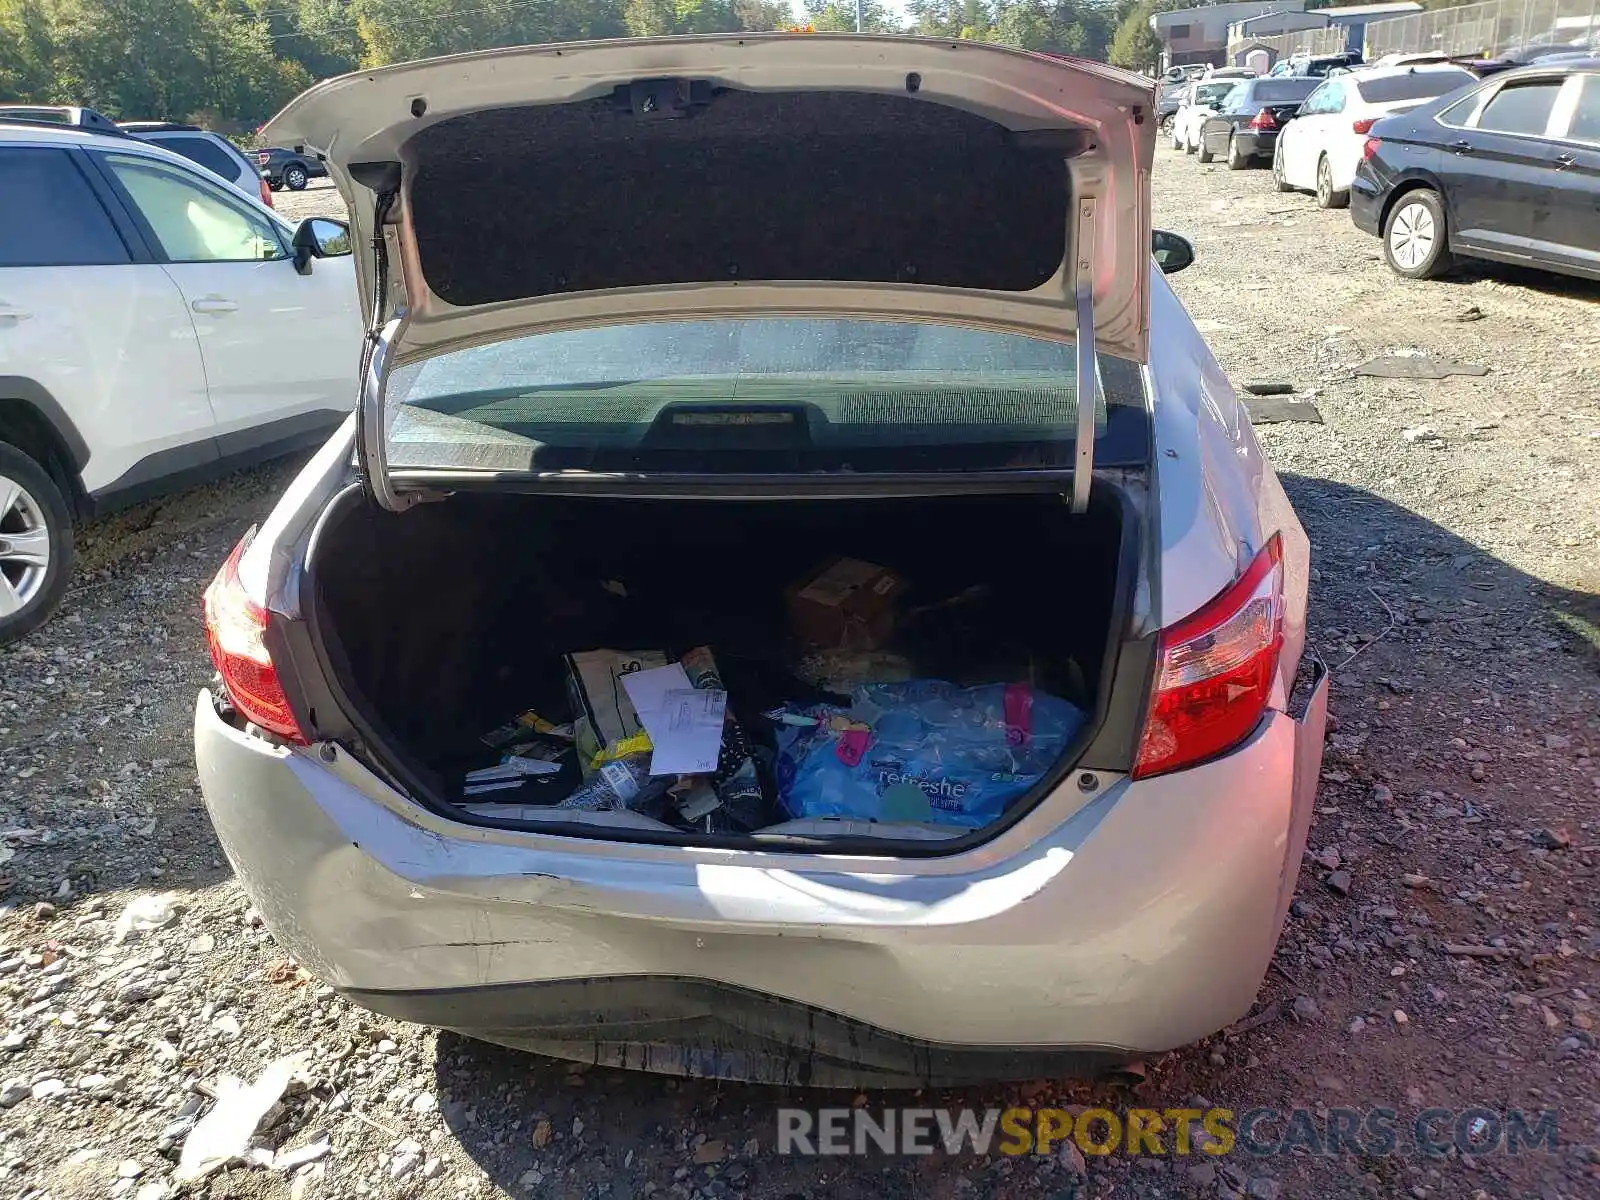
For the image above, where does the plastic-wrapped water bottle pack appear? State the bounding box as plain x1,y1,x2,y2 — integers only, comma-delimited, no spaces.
771,679,1086,829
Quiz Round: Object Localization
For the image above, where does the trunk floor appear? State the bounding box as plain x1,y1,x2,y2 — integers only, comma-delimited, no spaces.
316,493,1119,836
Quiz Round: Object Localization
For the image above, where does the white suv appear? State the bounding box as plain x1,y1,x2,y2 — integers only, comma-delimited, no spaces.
0,122,363,643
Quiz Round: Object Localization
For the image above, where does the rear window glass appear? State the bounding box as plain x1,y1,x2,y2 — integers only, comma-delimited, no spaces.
1195,83,1238,105
1477,80,1563,134
1356,69,1476,103
1254,80,1319,102
0,147,129,267
382,319,1149,476
156,135,241,182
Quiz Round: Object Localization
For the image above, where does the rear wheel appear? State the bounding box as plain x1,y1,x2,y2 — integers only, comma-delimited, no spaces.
1315,155,1348,209
1383,189,1451,280
1184,125,1198,154
285,163,309,191
0,441,73,646
1271,141,1293,192
1226,133,1249,170
1197,136,1215,164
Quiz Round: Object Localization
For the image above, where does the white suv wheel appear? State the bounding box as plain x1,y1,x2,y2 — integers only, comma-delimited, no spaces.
0,443,74,643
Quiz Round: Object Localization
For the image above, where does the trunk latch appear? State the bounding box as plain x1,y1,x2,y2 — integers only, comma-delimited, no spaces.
619,78,713,121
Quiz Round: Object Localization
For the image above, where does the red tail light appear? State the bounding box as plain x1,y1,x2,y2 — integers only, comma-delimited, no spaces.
203,538,306,743
1352,117,1377,135
1133,536,1285,779
1249,109,1278,131
258,177,274,208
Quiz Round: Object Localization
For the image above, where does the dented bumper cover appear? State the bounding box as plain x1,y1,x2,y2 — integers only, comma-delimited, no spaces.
194,668,1327,1084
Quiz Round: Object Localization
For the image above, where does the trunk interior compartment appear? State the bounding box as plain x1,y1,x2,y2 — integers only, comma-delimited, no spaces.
307,488,1135,850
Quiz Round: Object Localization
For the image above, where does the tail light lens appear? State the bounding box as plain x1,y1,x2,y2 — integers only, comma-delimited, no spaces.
1352,117,1377,134
1133,536,1285,779
1362,136,1382,161
203,537,306,743
1250,109,1278,130
258,177,274,208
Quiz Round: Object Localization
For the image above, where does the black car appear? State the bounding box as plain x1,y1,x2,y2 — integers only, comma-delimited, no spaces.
1197,78,1321,169
257,145,327,191
1351,59,1600,281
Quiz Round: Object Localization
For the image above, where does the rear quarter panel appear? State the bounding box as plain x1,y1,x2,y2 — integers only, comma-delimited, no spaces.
1145,270,1310,698
1365,112,1451,229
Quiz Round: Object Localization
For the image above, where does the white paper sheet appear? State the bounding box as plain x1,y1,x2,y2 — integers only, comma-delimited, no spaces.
647,688,728,776
620,663,694,727
620,664,727,776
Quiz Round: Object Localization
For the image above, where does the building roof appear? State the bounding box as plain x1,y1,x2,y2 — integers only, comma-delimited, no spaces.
1318,2,1422,18
1231,11,1329,31
1152,1,1306,31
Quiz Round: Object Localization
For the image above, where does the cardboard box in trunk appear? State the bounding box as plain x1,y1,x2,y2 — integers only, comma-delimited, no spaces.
786,558,906,651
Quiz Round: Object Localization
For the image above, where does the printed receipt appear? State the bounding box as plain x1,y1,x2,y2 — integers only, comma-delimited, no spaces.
620,664,727,776
648,689,727,775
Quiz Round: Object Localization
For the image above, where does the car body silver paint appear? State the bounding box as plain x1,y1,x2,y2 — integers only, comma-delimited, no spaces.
207,247,1327,1077
1145,269,1309,689
196,668,1327,1054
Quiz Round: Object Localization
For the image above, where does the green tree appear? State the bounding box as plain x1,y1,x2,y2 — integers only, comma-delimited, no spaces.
31,0,304,123
731,0,793,30
0,0,57,100
1107,0,1160,71
906,0,990,39
803,0,902,33
353,0,633,66
48,0,213,117
197,1,312,125
279,0,363,80
623,0,785,37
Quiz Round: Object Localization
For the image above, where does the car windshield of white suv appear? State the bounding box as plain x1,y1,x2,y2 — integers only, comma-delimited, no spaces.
382,318,1150,476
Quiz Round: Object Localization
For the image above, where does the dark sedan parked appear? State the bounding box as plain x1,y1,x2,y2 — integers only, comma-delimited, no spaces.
1198,78,1321,169
1351,59,1600,281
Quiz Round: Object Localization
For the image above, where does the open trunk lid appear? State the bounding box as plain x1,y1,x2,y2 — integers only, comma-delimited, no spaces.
262,35,1156,510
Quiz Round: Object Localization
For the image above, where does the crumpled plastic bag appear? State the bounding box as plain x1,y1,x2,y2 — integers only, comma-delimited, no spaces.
773,680,1085,828
175,1052,310,1182
111,892,180,944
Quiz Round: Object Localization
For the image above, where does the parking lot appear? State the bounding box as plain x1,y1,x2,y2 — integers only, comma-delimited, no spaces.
1,153,1597,1200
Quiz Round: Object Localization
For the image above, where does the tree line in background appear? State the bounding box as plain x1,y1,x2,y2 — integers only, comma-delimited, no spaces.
1,0,1176,131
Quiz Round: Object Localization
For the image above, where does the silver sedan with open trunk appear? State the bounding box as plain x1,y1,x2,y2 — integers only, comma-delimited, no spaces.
194,34,1329,1088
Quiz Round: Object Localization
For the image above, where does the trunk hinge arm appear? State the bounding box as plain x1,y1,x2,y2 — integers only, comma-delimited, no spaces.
1071,196,1098,515
355,189,434,514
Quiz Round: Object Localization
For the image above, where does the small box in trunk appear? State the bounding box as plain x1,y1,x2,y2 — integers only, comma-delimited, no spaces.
786,558,906,651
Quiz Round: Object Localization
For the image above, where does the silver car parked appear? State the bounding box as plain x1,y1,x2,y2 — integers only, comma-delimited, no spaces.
194,35,1329,1088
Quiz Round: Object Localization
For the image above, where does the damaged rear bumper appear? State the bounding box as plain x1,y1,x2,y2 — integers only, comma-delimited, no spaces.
194,668,1328,1084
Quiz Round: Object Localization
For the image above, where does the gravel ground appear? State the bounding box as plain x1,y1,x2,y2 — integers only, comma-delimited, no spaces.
2,156,1598,1200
